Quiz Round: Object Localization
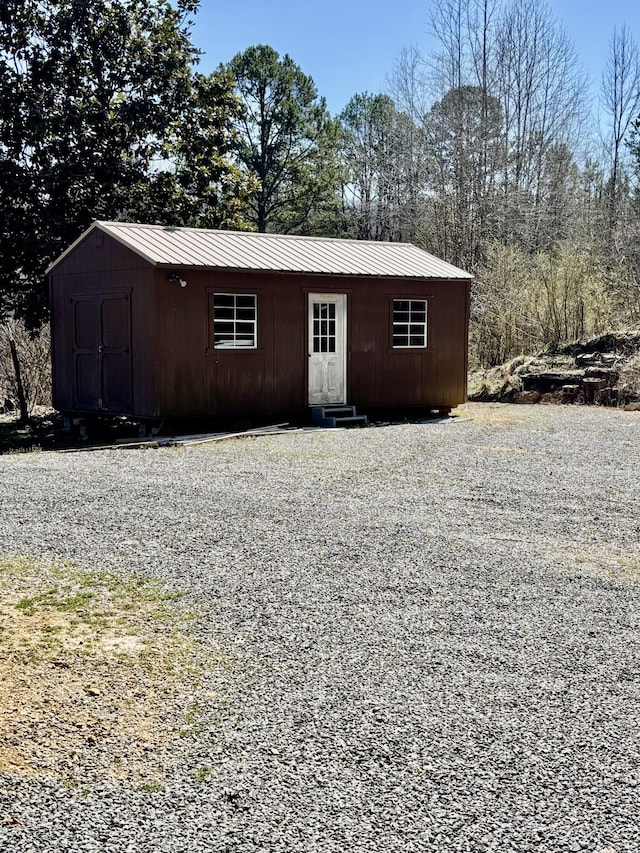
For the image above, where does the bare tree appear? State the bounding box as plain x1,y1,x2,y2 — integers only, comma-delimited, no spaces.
340,93,427,242
424,85,504,266
429,0,467,94
600,24,640,237
494,0,588,248
387,46,431,123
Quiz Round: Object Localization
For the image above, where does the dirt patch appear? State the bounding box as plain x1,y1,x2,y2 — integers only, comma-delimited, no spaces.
455,402,534,426
0,556,210,788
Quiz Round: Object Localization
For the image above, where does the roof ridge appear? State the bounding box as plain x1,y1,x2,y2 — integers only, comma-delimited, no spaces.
94,221,420,249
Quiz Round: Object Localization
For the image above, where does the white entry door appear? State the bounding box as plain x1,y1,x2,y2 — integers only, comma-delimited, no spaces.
308,293,347,406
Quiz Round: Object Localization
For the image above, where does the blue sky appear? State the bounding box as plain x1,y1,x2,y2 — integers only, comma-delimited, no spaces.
191,0,640,115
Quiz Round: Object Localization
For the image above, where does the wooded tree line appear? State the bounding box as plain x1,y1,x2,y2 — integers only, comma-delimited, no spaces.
2,0,640,378
337,0,640,365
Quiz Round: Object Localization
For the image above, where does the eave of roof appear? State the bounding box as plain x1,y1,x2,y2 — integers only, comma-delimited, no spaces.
46,220,473,280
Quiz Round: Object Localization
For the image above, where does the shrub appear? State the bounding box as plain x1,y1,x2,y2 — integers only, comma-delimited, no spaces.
0,320,52,416
471,244,615,367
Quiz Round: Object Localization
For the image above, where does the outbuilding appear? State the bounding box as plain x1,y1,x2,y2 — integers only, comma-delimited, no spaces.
48,221,472,425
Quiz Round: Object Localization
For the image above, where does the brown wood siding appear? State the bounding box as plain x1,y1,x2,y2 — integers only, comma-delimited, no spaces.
52,241,469,420
50,232,155,416
151,270,468,417
349,277,469,410
152,270,304,417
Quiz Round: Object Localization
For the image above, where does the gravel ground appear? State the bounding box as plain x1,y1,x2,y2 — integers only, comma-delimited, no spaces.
1,402,640,853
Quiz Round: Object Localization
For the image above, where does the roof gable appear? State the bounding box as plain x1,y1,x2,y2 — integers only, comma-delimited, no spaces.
47,221,473,280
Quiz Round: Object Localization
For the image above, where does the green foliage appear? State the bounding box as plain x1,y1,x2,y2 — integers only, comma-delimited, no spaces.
222,44,343,234
0,0,252,326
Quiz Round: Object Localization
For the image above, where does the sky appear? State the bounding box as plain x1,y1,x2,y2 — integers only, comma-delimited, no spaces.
190,0,640,115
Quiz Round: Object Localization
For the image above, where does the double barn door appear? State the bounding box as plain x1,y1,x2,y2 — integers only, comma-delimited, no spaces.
71,292,132,412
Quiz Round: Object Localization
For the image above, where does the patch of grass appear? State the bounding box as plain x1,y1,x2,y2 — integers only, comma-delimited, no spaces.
16,589,94,617
179,702,205,738
195,765,213,782
138,782,164,793
0,553,225,787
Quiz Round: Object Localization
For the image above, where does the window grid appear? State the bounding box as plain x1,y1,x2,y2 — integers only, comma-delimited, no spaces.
312,302,336,353
213,293,257,349
392,299,427,348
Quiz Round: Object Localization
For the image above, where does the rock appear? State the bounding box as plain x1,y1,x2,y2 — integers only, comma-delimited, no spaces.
516,391,541,403
584,366,619,382
561,384,581,400
575,352,600,366
601,353,619,366
596,387,619,406
521,371,583,393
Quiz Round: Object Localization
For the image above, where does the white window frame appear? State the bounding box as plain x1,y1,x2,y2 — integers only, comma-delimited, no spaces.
212,293,257,350
392,299,428,349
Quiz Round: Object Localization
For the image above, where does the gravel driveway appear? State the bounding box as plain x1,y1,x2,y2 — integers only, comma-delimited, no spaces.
1,402,640,853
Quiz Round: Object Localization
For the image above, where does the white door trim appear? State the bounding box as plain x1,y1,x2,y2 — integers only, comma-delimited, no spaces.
307,293,347,406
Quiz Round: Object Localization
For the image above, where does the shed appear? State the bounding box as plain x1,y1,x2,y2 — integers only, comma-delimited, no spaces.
48,221,472,424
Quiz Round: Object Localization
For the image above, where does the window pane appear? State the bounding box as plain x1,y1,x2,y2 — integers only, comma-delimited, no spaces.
393,335,407,347
214,294,234,307
214,333,234,345
410,335,424,346
215,306,235,320
236,295,255,308
236,307,255,320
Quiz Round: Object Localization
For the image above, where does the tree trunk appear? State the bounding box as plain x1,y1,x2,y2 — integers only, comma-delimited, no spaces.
9,337,29,425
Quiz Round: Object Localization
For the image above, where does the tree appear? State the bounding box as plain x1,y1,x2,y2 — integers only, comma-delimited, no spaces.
0,0,250,326
494,0,588,248
424,85,504,266
222,45,342,234
601,24,640,237
340,93,426,242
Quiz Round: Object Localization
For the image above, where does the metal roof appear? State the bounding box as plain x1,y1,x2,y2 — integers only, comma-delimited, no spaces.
47,221,473,280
